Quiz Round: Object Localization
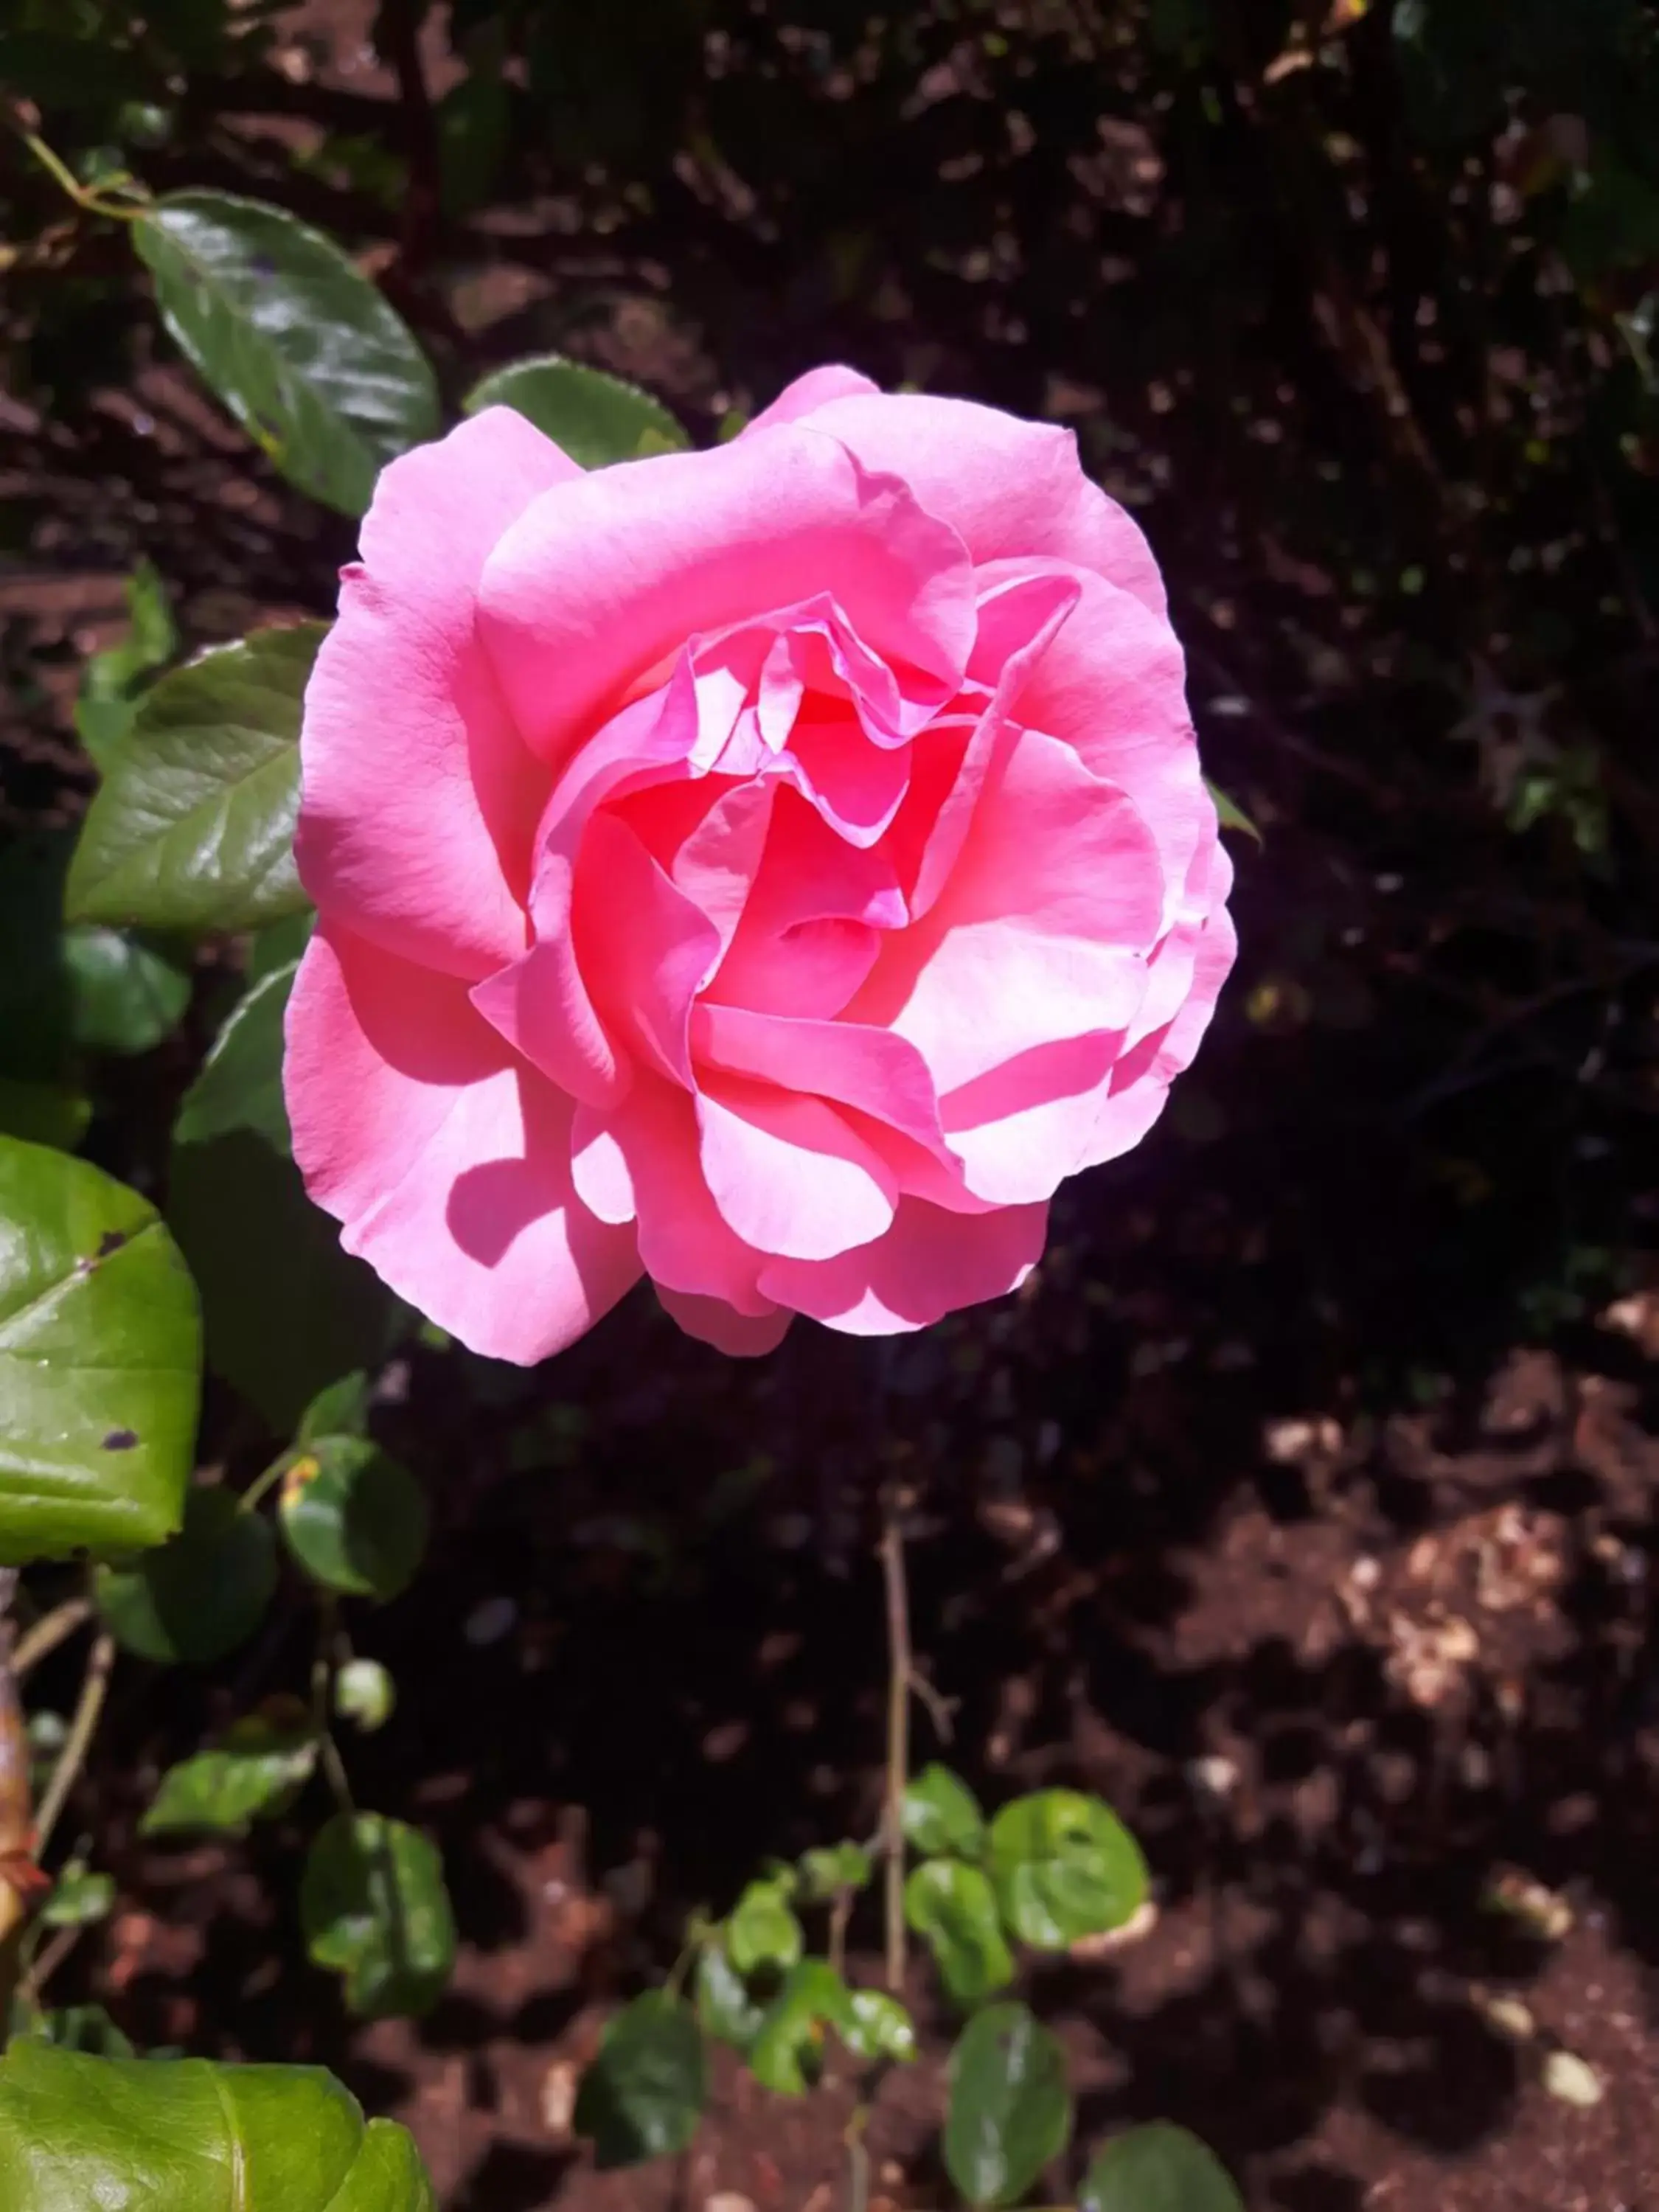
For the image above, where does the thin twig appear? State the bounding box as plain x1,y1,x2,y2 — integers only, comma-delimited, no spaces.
828,1886,852,1982
879,1499,911,1996
907,1664,955,1746
375,0,442,276
22,1921,84,2007
13,1599,92,1680
35,1632,114,1858
0,1571,30,2023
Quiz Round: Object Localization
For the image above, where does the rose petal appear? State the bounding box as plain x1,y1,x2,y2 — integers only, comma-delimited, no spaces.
656,1286,793,1356
478,427,975,766
296,408,576,978
698,1080,898,1260
848,728,1163,1093
758,1197,1048,1335
742,364,882,435
285,921,640,1363
784,391,1167,616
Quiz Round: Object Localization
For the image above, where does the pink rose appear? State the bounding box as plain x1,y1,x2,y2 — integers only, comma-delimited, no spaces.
284,366,1235,1360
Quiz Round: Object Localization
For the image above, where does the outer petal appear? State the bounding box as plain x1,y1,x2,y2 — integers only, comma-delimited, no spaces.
784,392,1167,617
285,921,640,1363
657,1287,792,1357
741,364,882,435
758,1199,1048,1335
296,408,578,978
477,427,975,765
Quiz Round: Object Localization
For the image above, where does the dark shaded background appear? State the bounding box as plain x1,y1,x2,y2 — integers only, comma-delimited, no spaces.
3,2,1659,2205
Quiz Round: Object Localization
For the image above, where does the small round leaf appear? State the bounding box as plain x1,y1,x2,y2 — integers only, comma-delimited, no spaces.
694,1943,764,2052
96,1486,275,1665
279,1438,428,1602
462,355,689,468
1080,2123,1246,2212
301,1812,456,2020
574,1993,706,2167
797,1840,873,1902
726,1879,804,1977
987,1791,1149,1950
903,1764,987,1859
903,1859,1015,2006
41,1864,115,1930
142,1710,317,1835
335,1658,396,1734
748,1961,849,2095
944,2002,1072,2209
843,1989,917,2065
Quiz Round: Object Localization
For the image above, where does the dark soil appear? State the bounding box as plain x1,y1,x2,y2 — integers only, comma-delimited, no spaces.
4,2,1659,2207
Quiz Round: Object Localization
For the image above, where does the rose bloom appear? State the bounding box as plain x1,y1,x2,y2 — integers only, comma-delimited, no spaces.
284,367,1235,1359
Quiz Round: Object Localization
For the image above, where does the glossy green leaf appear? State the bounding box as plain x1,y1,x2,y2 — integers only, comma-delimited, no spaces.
66,626,323,936
61,929,192,1057
279,1437,428,1602
726,1877,805,1976
74,560,177,768
1079,2124,1246,2212
843,1988,917,2064
301,1813,456,2020
41,1863,114,1929
299,1371,372,1443
1206,779,1262,846
169,962,403,1431
694,1941,764,2051
247,907,316,984
96,1485,276,1663
903,1764,987,1859
748,1961,848,2095
987,1791,1149,1950
142,1711,317,1834
0,2040,436,2210
903,1858,1015,2006
574,1992,706,2167
944,2003,1073,2208
462,355,689,468
335,1657,396,1734
0,1138,200,1565
797,1840,874,1902
134,191,440,516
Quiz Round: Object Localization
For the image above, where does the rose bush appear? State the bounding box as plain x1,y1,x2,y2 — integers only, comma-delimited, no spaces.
283,366,1235,1358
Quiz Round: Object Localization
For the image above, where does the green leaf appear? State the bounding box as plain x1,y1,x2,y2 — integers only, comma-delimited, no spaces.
903,1764,987,1859
694,1941,764,2052
142,1711,317,1834
61,929,192,1057
335,1657,396,1734
247,907,316,985
0,1138,200,1565
987,1791,1149,1951
944,2003,1073,2209
96,1485,276,1664
0,1080,89,1154
301,1812,456,2020
66,626,324,936
903,1859,1015,2006
842,1988,917,2065
74,560,178,768
574,1993,706,2168
279,1437,428,1603
169,961,403,1432
133,191,440,516
41,1864,115,1929
462,355,689,468
18,2006,134,2059
0,2040,436,2210
1206,779,1262,845
797,1840,873,1902
748,1961,849,2095
1079,2124,1246,2212
726,1877,805,1976
299,1371,372,1443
